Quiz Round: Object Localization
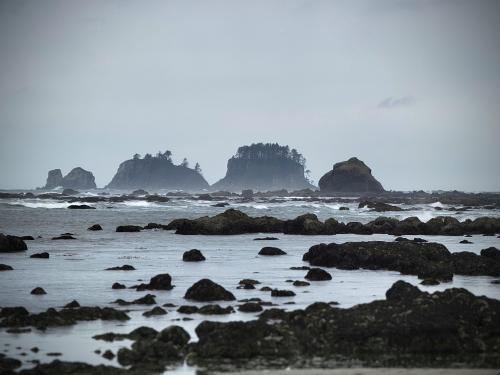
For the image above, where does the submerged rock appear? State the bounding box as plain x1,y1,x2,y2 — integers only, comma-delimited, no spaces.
135,274,174,291
0,264,13,271
0,234,27,252
304,268,332,281
116,225,142,232
143,307,167,317
359,201,402,212
198,304,234,315
88,224,103,231
68,204,95,209
318,157,385,193
258,246,286,256
105,265,135,271
270,289,295,297
113,294,156,306
52,234,76,240
184,279,235,302
182,249,206,262
30,252,49,259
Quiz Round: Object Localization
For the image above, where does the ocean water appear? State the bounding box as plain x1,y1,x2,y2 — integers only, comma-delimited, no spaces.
0,194,499,373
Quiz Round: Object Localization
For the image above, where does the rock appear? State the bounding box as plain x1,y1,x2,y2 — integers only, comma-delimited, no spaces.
68,204,94,209
182,249,206,262
102,350,115,360
318,157,385,193
143,307,167,317
116,225,142,232
359,201,402,212
198,304,234,315
59,167,97,190
238,302,263,313
106,152,209,190
135,274,173,291
481,247,500,259
52,234,76,240
270,289,295,297
0,264,13,271
0,234,27,252
0,306,129,330
112,282,126,289
143,222,168,230
258,246,286,256
166,208,284,235
290,266,311,270
212,202,229,207
211,143,314,192
339,206,350,210
20,235,35,240
62,188,80,195
64,300,80,308
106,265,135,271
238,279,261,286
293,280,310,287
30,252,49,259
303,241,473,281
145,194,169,203
184,279,235,302
113,294,156,306
88,224,103,231
177,305,199,314
253,237,279,241
132,189,149,196
305,268,332,281
460,239,473,244
420,278,440,285
43,169,63,189
31,287,46,295
283,213,325,235
260,286,272,292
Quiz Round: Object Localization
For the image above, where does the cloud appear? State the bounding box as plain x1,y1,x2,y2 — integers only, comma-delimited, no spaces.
378,96,415,109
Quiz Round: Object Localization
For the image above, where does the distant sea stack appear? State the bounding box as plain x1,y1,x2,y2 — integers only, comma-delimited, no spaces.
318,157,384,193
211,143,315,192
42,167,96,190
106,151,209,191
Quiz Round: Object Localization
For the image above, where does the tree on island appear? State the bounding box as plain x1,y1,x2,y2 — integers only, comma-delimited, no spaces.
234,143,307,167
195,162,202,175
181,158,189,168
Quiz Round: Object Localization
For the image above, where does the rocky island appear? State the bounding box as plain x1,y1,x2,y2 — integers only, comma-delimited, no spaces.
41,167,96,190
319,157,384,193
106,151,209,191
212,143,315,192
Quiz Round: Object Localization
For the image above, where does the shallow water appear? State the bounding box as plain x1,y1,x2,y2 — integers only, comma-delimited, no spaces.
0,195,499,373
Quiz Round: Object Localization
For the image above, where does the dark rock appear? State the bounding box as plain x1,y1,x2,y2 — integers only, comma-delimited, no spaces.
135,273,173,291
359,201,402,212
0,264,13,271
260,286,272,292
198,304,234,315
293,280,310,287
258,246,286,256
460,239,472,244
88,224,103,231
116,225,142,232
114,294,156,306
132,189,149,196
106,265,135,271
30,252,49,259
420,278,440,286
319,157,384,193
64,300,80,309
31,287,46,295
0,234,27,252
143,222,168,230
182,249,206,262
305,268,332,281
238,302,263,313
112,282,126,289
145,194,169,203
106,152,209,191
20,236,34,240
102,350,115,360
271,289,295,297
212,202,229,207
177,305,199,314
62,188,80,195
143,307,167,317
184,279,235,302
480,247,500,259
238,279,260,286
52,234,76,240
339,206,350,210
253,237,279,241
290,266,311,270
283,213,324,235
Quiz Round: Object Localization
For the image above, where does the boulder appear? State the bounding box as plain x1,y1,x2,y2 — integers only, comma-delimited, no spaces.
182,249,206,262
143,307,167,317
359,201,402,212
198,304,234,315
30,287,47,295
112,282,126,289
318,157,385,193
88,224,103,231
238,302,263,313
305,268,332,281
30,252,49,259
135,274,173,291
0,234,27,252
270,289,295,297
258,247,286,256
184,279,235,302
0,264,13,271
116,225,142,232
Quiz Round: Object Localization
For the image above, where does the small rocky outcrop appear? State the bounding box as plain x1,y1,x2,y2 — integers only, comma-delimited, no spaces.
105,265,135,271
43,167,96,190
318,157,384,193
182,249,206,262
30,252,49,259
135,274,173,291
359,201,402,212
88,224,103,231
198,304,234,315
31,287,47,295
305,268,332,281
258,247,286,256
211,143,315,192
271,289,295,297
113,294,156,306
0,234,27,252
143,307,167,317
0,264,13,271
68,204,95,209
44,169,63,189
184,279,235,302
116,225,142,232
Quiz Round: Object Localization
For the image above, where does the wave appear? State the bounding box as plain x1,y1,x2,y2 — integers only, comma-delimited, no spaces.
4,199,70,209
122,201,165,208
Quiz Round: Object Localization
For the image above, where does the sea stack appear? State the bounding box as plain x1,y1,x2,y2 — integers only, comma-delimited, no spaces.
211,143,315,192
318,157,384,193
106,151,209,191
42,167,96,190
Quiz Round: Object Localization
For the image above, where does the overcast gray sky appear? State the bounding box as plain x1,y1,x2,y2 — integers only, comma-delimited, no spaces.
1,0,499,191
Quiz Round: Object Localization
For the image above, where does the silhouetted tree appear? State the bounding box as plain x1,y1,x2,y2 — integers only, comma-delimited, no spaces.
144,153,152,159
181,158,189,168
133,153,141,160
195,162,202,174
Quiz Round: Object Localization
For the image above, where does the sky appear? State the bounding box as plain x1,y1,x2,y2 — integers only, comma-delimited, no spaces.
1,0,499,191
